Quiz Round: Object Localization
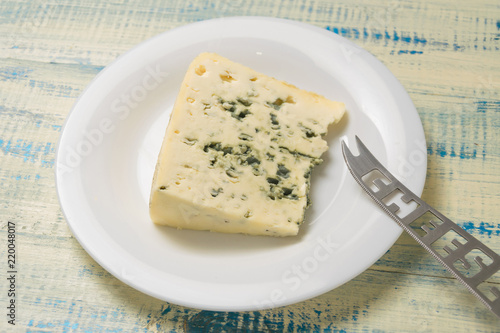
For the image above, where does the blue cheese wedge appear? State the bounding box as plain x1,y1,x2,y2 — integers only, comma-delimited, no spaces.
149,52,345,236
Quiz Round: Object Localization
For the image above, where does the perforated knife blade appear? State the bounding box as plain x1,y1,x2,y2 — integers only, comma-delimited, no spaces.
341,136,500,318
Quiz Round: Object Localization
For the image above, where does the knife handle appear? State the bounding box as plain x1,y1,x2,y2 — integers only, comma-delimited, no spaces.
342,136,500,318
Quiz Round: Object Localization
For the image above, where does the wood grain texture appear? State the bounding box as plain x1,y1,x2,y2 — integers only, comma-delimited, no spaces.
0,0,499,331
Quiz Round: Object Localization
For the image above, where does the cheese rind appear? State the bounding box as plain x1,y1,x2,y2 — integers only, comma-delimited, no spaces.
149,53,345,236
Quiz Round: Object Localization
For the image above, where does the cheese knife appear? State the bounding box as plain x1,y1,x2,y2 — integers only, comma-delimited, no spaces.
341,136,500,318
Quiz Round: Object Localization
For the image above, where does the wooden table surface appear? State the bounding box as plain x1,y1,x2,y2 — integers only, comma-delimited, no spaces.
1,0,499,331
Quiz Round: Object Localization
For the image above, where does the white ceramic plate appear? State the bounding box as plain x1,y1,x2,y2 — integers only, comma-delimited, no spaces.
55,17,427,311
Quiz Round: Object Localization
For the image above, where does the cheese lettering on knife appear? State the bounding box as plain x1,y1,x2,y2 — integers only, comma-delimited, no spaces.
149,52,345,236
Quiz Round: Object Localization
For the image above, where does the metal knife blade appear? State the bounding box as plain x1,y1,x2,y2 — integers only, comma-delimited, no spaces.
341,135,500,318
